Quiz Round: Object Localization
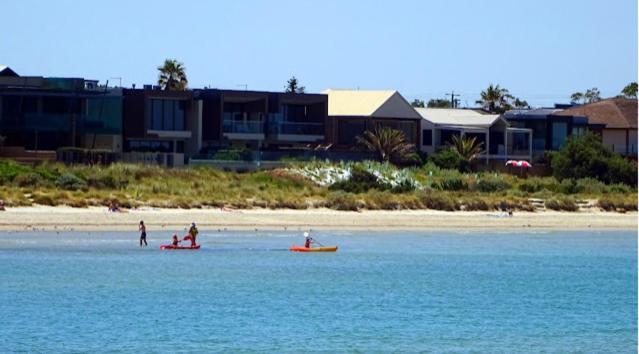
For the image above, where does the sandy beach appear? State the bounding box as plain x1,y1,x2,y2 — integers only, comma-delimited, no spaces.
0,206,635,232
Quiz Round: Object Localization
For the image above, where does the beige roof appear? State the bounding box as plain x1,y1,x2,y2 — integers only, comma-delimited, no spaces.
323,89,421,119
416,108,505,128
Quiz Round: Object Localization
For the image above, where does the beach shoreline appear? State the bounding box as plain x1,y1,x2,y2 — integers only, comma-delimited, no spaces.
0,206,635,232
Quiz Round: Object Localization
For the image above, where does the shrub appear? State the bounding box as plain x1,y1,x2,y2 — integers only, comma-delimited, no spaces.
557,179,583,195
329,166,388,193
326,192,361,211
0,159,30,183
462,198,491,211
575,178,607,194
545,197,579,211
551,132,638,186
32,193,56,206
437,176,468,191
429,148,469,172
55,173,87,191
13,173,42,187
474,176,511,193
598,197,638,211
418,191,459,211
518,179,544,193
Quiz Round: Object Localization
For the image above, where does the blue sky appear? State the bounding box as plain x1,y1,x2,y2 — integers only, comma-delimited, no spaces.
1,0,636,107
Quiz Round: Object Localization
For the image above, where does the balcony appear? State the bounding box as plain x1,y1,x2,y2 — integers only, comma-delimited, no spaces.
222,114,265,140
269,121,325,142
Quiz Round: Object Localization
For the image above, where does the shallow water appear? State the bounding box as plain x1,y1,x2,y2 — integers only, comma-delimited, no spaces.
0,230,636,353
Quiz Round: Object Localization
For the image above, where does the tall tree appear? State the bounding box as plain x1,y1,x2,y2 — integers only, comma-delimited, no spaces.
285,76,305,93
411,99,425,108
427,99,451,108
512,97,530,109
476,84,514,113
157,59,188,91
621,82,638,98
357,126,415,165
570,92,584,104
584,88,601,103
571,88,601,104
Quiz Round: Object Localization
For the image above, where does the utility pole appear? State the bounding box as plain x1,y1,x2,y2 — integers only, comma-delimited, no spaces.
445,90,460,108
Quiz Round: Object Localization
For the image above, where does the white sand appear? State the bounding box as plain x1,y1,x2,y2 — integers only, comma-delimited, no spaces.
0,206,635,232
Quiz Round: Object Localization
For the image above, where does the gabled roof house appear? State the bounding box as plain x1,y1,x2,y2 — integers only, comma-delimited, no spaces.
323,89,421,148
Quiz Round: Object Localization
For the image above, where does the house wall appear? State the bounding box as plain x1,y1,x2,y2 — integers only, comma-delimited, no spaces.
327,116,420,149
602,128,636,155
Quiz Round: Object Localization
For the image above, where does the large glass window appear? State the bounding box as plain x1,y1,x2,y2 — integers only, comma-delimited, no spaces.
551,122,568,150
149,99,186,131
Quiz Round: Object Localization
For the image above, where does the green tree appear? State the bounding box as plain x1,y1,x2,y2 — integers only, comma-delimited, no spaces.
621,82,637,98
550,132,637,185
427,98,452,108
571,88,601,104
570,92,584,104
584,88,601,103
476,84,514,113
512,98,530,108
429,135,484,172
157,59,188,91
411,99,425,107
285,76,305,93
357,126,416,165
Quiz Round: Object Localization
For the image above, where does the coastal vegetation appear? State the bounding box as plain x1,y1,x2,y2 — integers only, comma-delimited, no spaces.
0,156,635,212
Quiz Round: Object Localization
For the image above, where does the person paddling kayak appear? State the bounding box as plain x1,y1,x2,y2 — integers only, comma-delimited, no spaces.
304,232,314,248
184,222,199,247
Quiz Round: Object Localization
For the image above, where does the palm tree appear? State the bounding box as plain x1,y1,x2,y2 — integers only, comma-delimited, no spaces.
157,59,188,91
357,126,415,165
450,135,484,165
476,84,513,113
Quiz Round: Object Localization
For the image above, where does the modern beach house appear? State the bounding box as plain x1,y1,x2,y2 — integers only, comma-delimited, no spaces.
502,106,592,156
323,89,421,148
0,66,122,162
417,108,533,162
199,89,328,151
553,98,638,157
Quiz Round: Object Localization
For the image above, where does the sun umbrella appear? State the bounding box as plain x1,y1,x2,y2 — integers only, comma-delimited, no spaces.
518,160,532,168
505,160,519,166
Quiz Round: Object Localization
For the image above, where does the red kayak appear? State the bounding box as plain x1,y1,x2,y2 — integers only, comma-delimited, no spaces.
160,244,201,250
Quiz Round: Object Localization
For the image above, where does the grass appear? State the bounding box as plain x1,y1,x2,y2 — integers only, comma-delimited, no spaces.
0,159,636,212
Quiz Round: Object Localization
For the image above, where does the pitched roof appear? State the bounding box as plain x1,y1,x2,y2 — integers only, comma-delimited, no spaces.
323,89,421,119
416,107,504,128
554,98,637,129
0,65,18,77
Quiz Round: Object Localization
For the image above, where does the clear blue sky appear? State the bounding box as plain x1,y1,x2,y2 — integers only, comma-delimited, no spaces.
1,0,636,107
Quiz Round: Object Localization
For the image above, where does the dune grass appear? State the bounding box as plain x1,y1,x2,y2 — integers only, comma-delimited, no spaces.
0,159,635,212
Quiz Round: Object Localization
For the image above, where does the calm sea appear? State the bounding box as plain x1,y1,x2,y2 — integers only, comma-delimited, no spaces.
0,230,636,353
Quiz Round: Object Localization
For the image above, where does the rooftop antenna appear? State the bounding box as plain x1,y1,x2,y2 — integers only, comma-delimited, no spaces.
236,84,248,91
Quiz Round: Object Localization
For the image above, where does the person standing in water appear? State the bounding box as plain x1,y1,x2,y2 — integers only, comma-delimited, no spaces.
139,221,148,246
184,222,198,247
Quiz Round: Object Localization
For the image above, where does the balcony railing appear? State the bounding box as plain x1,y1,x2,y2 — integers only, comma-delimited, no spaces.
222,119,264,134
269,121,324,136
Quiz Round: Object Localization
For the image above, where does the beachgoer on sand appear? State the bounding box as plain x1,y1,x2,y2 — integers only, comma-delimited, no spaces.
139,221,147,246
0,200,5,211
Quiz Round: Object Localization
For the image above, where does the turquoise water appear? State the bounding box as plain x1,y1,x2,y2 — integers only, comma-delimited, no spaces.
0,230,636,353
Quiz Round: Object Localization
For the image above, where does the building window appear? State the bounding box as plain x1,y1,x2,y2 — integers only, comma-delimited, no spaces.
337,120,366,145
422,129,432,146
551,122,568,150
149,99,187,131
